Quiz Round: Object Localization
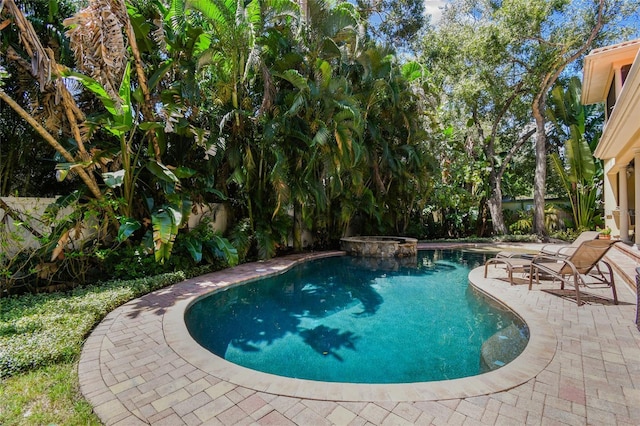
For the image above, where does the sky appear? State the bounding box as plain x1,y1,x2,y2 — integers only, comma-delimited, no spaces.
424,1,639,38
424,0,448,24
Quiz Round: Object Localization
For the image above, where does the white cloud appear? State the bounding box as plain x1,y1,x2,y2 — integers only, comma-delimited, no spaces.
424,0,448,24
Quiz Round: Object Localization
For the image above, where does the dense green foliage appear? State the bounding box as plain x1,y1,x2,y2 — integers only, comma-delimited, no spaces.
0,269,208,378
420,0,638,237
0,0,440,295
548,77,604,231
1,0,639,294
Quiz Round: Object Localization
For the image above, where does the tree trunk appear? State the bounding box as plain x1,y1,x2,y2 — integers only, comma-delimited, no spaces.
487,172,508,235
532,96,548,239
526,1,606,240
292,201,302,252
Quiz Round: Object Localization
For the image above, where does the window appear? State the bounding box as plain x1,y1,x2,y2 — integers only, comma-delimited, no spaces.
606,78,616,120
621,63,632,86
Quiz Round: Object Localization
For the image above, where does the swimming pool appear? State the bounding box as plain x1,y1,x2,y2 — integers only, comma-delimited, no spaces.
185,250,529,384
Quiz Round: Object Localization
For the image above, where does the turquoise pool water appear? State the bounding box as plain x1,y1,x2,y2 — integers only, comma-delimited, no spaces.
185,250,529,384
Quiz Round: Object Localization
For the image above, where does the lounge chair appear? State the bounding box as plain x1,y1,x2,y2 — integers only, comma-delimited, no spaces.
528,239,618,306
491,231,600,262
484,256,532,285
539,230,600,257
484,231,603,286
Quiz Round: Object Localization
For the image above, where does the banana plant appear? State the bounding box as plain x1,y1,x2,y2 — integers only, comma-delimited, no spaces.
548,77,601,231
61,64,196,262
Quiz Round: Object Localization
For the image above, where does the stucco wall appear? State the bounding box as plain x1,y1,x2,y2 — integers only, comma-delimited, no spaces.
0,197,62,256
1,197,229,257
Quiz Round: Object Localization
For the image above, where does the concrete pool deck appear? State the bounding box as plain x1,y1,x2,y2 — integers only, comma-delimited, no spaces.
79,244,640,425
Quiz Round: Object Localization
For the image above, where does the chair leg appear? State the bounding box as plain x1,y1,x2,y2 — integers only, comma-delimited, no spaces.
573,273,582,306
528,266,535,290
601,261,618,304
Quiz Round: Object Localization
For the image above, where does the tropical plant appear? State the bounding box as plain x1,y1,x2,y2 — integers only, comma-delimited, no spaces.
0,0,80,197
354,50,434,235
0,0,238,290
548,77,602,231
268,0,374,248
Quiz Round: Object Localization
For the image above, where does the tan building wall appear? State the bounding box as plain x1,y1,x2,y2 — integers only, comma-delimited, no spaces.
582,39,640,244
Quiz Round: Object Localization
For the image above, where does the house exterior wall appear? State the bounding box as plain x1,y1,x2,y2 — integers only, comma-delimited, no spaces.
582,39,640,244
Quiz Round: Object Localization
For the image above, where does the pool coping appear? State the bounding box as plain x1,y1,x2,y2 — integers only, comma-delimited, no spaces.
163,251,557,402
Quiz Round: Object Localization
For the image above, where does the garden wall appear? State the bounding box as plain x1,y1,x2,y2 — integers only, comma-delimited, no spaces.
0,197,229,257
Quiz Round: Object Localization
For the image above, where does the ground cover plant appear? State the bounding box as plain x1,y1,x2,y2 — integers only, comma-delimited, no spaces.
0,270,212,424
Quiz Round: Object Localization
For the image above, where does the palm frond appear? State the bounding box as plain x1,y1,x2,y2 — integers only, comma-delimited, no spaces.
64,0,128,102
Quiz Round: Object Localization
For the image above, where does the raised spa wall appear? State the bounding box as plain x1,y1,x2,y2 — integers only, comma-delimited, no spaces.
340,236,418,258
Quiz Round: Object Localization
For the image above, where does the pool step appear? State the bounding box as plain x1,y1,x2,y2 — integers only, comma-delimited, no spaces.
604,242,639,294
480,324,529,372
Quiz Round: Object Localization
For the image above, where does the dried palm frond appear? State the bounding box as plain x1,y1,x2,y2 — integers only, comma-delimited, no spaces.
64,0,128,103
40,92,63,133
258,62,275,116
3,0,52,89
152,17,167,55
6,47,42,100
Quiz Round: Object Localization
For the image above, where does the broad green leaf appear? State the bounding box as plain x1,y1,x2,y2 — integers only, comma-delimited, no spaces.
174,167,197,178
146,160,180,183
186,0,236,26
117,217,141,242
401,62,423,81
126,2,154,52
183,237,203,263
61,70,119,117
274,70,308,91
320,38,341,60
148,60,174,90
132,87,144,104
194,33,212,55
102,170,126,188
205,235,238,266
152,209,176,244
317,60,332,89
166,205,183,229
152,207,179,263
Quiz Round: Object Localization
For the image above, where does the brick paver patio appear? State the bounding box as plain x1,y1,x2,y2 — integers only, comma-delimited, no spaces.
79,244,640,425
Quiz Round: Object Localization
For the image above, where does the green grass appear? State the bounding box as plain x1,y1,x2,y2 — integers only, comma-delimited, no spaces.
0,362,99,425
0,266,216,425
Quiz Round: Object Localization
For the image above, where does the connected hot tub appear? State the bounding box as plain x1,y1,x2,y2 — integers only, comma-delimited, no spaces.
340,236,418,258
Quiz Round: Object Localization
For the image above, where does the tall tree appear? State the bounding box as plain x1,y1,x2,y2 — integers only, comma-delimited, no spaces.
520,0,637,237
421,1,536,235
422,0,639,237
356,0,426,51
